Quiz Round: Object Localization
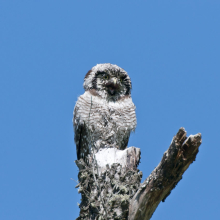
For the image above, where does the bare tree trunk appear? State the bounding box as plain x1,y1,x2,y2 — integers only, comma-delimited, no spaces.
75,128,202,220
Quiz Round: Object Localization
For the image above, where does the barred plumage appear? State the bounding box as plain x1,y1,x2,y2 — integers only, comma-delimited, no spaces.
73,63,137,161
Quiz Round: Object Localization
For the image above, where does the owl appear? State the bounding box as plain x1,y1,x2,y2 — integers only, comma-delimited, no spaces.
73,63,137,161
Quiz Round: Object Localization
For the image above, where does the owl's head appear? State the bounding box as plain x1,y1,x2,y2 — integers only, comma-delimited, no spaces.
83,63,132,101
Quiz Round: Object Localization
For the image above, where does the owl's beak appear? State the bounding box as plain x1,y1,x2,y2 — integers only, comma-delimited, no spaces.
112,77,117,85
106,77,119,95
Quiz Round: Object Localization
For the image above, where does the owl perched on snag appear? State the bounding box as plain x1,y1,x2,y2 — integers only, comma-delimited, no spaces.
73,63,137,161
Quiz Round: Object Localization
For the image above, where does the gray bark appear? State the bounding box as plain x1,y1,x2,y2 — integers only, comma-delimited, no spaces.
75,147,142,220
75,127,202,220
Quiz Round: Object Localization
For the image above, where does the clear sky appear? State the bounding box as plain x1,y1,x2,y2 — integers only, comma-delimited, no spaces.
0,1,219,219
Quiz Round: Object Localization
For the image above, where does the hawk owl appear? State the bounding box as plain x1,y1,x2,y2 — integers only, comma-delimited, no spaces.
73,63,137,161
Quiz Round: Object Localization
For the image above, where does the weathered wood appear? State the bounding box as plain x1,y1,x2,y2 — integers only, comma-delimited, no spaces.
95,147,141,174
128,128,202,220
75,147,142,220
75,127,202,220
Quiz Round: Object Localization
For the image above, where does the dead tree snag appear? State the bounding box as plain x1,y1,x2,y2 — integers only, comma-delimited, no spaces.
75,128,202,220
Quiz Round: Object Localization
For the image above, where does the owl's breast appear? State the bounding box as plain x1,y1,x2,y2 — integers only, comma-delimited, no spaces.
75,92,137,148
89,95,136,134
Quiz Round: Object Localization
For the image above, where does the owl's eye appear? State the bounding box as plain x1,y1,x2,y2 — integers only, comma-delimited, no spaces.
120,75,126,82
103,75,109,80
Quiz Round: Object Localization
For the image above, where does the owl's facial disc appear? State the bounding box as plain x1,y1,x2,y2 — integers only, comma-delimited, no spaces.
83,64,132,101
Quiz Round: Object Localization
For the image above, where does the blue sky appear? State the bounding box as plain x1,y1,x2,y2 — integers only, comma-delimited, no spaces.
0,1,220,219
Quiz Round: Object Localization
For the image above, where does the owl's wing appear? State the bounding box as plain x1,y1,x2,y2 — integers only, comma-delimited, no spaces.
121,132,130,150
73,105,89,160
